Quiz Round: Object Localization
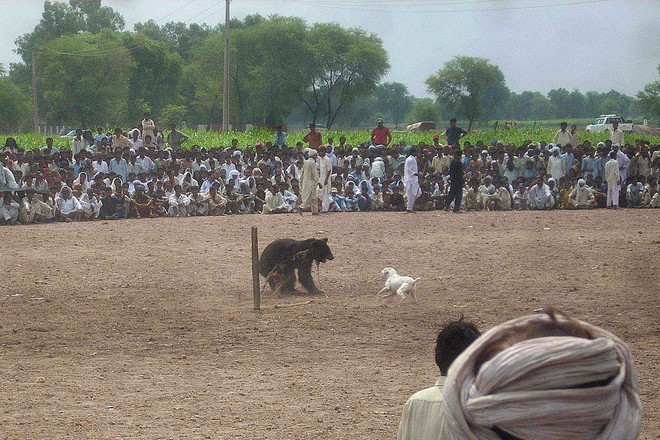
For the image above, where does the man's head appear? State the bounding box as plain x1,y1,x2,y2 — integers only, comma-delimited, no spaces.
450,118,457,127
435,316,481,376
612,121,619,130
560,122,568,131
377,118,383,127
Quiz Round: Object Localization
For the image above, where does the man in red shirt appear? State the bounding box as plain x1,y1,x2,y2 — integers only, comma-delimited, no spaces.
371,119,392,147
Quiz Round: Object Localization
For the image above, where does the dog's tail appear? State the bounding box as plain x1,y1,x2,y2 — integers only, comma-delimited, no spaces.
412,278,421,285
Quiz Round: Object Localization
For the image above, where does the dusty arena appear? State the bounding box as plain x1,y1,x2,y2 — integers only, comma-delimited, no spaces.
1,210,658,439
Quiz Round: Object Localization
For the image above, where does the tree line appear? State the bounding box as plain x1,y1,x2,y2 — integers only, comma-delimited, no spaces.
0,0,657,133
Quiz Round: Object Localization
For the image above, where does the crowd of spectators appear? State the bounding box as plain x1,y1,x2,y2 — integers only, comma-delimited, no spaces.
1,115,659,225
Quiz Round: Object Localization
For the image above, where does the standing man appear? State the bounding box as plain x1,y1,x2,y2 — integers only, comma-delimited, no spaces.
317,146,333,212
403,146,419,213
605,151,621,209
71,129,86,156
93,127,107,149
446,147,464,213
303,123,322,149
444,118,468,146
613,143,631,184
569,123,580,148
141,112,156,141
371,118,392,147
553,122,571,146
398,318,480,440
610,121,624,147
300,149,319,215
167,123,189,151
274,125,287,149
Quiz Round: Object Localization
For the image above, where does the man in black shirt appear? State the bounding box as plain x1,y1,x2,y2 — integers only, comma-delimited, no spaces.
447,147,464,213
445,118,468,146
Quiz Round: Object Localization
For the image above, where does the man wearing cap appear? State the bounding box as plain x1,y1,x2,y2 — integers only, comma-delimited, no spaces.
605,151,621,209
371,119,392,147
300,149,320,215
303,123,322,149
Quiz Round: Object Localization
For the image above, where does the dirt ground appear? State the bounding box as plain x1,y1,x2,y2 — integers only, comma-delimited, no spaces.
0,210,658,440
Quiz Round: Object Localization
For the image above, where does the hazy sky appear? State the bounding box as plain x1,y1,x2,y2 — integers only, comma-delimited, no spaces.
1,0,658,98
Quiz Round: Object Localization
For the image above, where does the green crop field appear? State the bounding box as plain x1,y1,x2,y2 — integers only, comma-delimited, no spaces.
2,126,659,152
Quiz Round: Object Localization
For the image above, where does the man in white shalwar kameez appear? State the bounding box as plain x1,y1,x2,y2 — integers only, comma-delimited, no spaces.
317,146,333,212
0,192,20,224
569,179,595,209
605,151,621,208
19,190,54,223
300,149,319,215
168,184,191,217
263,183,289,214
527,178,553,210
403,146,420,212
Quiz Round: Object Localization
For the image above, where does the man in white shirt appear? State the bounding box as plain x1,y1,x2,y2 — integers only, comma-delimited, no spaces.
317,146,333,212
71,129,86,156
610,121,624,147
403,146,420,212
55,186,83,221
528,177,553,210
398,318,480,440
552,122,571,146
92,152,109,175
605,151,621,208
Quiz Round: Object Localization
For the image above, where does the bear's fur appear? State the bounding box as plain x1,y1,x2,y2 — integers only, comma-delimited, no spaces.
259,238,334,294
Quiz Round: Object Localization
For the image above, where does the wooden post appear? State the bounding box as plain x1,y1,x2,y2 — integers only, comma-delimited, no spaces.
222,0,230,133
251,226,260,310
32,54,38,133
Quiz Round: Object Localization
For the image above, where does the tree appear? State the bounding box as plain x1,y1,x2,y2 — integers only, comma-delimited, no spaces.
636,65,660,118
133,21,212,62
120,32,184,124
374,82,413,128
160,104,188,126
426,56,508,131
407,98,440,125
300,23,389,129
0,77,31,132
37,30,135,126
15,0,125,64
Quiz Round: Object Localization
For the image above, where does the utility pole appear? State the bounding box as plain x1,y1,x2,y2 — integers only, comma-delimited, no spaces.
222,0,230,132
32,53,39,133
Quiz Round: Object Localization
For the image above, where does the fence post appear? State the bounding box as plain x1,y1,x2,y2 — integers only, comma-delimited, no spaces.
251,226,260,310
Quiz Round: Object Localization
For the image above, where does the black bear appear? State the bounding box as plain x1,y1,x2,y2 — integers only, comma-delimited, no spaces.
259,238,334,294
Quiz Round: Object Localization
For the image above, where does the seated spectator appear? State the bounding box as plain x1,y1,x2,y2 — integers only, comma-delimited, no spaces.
527,177,553,210
440,309,642,440
0,191,20,225
569,179,595,209
398,317,480,440
55,186,83,222
99,187,123,219
626,176,644,208
385,186,405,211
263,183,288,214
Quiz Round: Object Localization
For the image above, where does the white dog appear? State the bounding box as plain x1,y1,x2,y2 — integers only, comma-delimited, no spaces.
377,267,419,304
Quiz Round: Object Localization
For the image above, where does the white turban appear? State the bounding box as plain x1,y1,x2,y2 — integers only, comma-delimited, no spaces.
308,149,318,158
441,313,642,440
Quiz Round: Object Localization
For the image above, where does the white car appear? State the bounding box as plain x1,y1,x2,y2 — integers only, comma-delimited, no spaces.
585,115,633,132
